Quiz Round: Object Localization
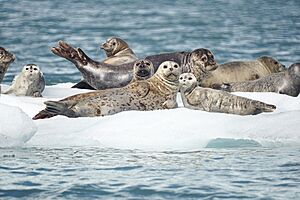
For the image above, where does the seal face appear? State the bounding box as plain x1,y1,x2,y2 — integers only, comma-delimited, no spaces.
179,73,276,115
4,64,45,97
200,56,285,88
33,61,181,119
0,47,15,94
132,59,154,81
220,62,300,97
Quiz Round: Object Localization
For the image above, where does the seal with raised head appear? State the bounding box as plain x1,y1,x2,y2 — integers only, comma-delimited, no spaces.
72,37,139,89
200,56,286,88
101,36,138,65
0,47,15,93
179,73,276,115
4,64,45,97
52,41,217,90
219,63,300,97
33,61,181,119
131,59,154,82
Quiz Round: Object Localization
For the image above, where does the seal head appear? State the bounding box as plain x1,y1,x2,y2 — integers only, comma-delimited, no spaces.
101,37,131,57
133,59,154,81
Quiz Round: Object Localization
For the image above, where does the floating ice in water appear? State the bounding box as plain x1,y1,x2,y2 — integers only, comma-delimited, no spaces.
0,83,299,150
0,103,37,147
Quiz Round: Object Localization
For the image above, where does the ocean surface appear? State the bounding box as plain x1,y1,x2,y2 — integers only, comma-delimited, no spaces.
1,0,300,199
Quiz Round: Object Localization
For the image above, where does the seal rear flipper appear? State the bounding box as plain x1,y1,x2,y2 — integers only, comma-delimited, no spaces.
51,41,87,67
44,101,78,118
252,103,276,115
32,110,57,120
72,80,96,90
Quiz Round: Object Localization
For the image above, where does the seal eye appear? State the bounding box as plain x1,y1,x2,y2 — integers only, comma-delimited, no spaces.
146,62,150,66
201,56,208,62
25,68,29,70
112,42,116,46
174,64,179,68
180,77,183,80
274,61,278,65
163,65,168,69
188,77,193,80
34,68,38,71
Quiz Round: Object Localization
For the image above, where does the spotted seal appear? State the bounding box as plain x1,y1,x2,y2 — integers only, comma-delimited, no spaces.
33,61,181,119
219,63,300,97
200,56,285,88
179,73,276,115
4,64,45,97
0,47,15,94
52,41,217,90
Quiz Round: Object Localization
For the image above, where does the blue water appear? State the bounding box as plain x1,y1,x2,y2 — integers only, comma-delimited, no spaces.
1,0,300,199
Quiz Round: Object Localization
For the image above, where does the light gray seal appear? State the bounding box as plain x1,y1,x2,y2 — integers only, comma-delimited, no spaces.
4,64,45,97
0,47,15,94
219,63,300,97
200,56,286,88
33,61,181,119
52,41,217,90
179,73,276,115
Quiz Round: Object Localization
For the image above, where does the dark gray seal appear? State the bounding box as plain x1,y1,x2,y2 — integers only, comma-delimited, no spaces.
219,63,300,97
52,41,217,90
0,47,15,94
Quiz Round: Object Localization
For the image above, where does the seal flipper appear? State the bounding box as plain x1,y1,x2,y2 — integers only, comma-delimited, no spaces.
51,41,88,67
33,100,77,120
72,80,95,90
44,101,78,118
252,102,276,115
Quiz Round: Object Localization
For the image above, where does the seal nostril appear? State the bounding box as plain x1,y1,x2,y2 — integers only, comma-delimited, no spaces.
170,68,173,71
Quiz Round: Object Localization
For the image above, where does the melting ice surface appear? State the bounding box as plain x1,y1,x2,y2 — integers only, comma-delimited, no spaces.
0,84,299,151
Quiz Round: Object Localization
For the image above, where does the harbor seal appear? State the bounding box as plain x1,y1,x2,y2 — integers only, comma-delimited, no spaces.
72,37,138,89
200,56,285,88
131,59,154,82
33,61,181,119
101,36,138,65
52,41,217,90
219,63,300,97
179,73,276,115
0,47,15,93
4,64,45,97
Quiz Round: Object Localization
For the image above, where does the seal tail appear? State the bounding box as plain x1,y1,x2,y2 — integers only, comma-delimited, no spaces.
252,102,276,115
51,41,89,66
33,101,77,120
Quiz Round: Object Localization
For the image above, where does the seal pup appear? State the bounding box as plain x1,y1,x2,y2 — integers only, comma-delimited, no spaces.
52,41,217,90
101,36,138,65
179,73,276,115
33,61,181,119
0,47,15,93
200,56,285,88
4,64,45,97
219,63,300,97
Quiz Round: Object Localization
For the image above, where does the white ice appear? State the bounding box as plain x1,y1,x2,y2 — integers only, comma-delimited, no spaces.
0,83,299,151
